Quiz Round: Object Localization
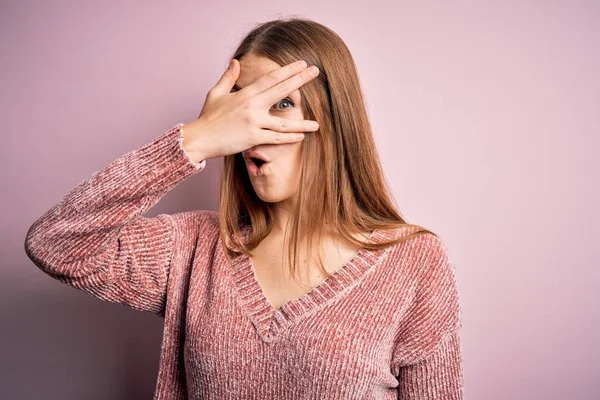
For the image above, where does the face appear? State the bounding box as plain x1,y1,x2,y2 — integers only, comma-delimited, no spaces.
236,53,306,205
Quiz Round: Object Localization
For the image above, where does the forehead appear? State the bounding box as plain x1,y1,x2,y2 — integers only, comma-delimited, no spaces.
235,54,283,88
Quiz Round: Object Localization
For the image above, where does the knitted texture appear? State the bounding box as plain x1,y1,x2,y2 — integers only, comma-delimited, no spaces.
24,123,464,399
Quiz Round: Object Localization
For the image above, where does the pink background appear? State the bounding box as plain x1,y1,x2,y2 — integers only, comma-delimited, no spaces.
2,1,599,399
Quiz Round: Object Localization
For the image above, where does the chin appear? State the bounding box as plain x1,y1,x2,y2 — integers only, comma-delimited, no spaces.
253,189,293,204
255,193,285,203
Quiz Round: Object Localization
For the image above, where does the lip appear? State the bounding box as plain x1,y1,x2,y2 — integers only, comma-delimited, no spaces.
246,158,271,176
243,150,271,164
243,150,272,177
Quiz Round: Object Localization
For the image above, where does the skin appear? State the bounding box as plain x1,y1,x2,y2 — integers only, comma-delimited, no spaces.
180,55,371,304
235,55,373,305
235,53,307,235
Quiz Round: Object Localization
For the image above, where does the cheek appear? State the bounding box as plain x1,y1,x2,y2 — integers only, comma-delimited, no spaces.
280,149,303,168
272,145,303,176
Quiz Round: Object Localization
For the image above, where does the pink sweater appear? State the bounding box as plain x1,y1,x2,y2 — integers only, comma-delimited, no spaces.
24,123,464,399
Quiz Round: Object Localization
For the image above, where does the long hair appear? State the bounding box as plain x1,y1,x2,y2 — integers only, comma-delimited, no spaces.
218,17,437,288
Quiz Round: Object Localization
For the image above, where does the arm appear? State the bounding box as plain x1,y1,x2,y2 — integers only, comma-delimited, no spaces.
391,234,465,399
24,123,207,316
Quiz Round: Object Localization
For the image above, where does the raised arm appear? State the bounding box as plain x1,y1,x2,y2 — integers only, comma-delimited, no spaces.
24,57,323,317
24,123,206,316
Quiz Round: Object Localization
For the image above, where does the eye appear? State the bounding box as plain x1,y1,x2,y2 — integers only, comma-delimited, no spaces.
272,97,295,111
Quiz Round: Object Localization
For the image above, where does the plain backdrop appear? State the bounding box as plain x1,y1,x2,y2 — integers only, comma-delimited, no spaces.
1,1,598,399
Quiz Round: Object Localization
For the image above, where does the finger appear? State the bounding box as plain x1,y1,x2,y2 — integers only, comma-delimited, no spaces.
211,59,239,96
260,116,319,133
259,129,307,143
257,65,320,108
242,59,308,97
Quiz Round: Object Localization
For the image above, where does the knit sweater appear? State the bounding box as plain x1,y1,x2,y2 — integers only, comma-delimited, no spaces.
24,122,464,399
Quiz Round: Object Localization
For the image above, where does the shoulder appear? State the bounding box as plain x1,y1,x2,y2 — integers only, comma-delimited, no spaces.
162,209,220,238
381,225,449,258
393,229,459,316
382,225,454,281
194,209,220,226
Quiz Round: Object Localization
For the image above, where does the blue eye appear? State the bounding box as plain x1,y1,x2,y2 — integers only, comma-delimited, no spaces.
272,97,295,111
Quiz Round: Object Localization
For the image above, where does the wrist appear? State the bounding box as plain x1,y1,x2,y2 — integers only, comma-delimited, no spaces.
182,120,209,163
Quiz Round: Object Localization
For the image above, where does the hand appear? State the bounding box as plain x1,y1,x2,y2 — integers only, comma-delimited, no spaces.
182,58,320,163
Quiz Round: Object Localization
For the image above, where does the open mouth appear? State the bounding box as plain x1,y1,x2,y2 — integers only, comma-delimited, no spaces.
250,157,267,167
247,156,271,176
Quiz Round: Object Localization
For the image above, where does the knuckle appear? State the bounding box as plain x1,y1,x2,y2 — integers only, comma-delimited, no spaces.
278,118,289,131
240,101,254,114
266,70,280,83
275,80,290,94
237,89,251,101
244,98,259,110
241,111,256,126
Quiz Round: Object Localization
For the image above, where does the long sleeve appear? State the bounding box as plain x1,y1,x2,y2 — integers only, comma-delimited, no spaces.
24,123,207,316
391,234,464,399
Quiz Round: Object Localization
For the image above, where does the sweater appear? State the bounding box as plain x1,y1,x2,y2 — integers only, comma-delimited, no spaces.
24,122,464,399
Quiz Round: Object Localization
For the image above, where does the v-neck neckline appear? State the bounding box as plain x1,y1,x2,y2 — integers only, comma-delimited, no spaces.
227,228,393,343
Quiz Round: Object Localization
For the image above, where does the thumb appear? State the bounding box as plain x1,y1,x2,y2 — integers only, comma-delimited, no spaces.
212,58,239,95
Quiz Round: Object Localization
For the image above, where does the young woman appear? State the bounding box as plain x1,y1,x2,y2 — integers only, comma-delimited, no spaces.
25,17,464,399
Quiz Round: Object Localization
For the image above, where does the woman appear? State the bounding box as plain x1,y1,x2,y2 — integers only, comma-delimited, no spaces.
25,17,464,399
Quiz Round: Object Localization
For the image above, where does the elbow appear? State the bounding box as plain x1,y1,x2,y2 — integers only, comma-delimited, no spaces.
24,222,47,272
24,219,62,276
